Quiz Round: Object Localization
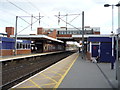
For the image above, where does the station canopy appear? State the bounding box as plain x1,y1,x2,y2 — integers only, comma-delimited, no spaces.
10,35,63,43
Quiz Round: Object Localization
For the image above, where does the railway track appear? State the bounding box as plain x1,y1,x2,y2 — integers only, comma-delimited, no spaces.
1,51,76,89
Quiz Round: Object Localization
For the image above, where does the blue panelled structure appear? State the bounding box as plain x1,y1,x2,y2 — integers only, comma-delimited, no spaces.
88,36,115,63
1,37,15,50
0,37,31,56
91,45,99,57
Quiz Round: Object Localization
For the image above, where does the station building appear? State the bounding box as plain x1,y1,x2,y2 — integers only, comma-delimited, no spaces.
87,36,115,63
0,26,100,56
0,27,64,56
0,36,31,56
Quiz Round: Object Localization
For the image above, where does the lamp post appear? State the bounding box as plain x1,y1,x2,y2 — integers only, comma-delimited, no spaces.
82,11,84,59
104,3,120,56
14,16,18,56
104,4,120,70
104,3,120,33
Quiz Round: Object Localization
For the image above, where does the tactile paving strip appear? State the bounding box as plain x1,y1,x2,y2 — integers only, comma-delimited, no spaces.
11,53,79,89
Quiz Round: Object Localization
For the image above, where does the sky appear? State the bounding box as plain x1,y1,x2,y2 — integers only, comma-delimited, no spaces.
0,0,120,34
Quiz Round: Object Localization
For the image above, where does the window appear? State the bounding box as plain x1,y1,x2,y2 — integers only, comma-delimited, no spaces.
61,31,64,34
20,43,23,49
17,43,20,49
23,44,25,49
28,44,31,49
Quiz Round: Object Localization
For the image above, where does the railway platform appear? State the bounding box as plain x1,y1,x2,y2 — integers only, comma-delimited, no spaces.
0,51,63,61
11,52,118,89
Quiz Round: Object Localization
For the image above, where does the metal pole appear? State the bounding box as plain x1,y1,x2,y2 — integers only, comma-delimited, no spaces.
112,5,114,56
111,5,115,69
116,35,118,80
66,14,68,31
82,11,84,59
14,16,18,55
112,5,114,33
31,14,33,31
0,40,2,57
39,13,41,26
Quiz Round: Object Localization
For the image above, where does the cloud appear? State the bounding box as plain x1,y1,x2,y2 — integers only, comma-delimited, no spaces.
0,0,119,34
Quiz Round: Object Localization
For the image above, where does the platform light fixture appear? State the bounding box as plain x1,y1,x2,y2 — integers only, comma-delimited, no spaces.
104,3,120,33
104,3,120,70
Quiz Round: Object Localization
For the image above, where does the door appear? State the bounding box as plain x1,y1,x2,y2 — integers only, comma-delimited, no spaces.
99,42,115,62
92,45,99,57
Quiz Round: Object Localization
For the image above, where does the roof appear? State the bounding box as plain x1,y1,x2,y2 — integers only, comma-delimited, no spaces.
88,37,112,42
72,34,113,38
43,27,100,32
10,35,63,43
0,33,7,36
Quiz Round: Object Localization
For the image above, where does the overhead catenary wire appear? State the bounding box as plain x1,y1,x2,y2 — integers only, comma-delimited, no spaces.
55,15,81,31
27,0,40,11
5,0,46,32
31,14,33,31
0,0,51,35
57,13,81,24
0,2,24,28
69,15,80,23
18,16,31,25
6,0,31,16
39,13,41,26
20,0,60,27
5,0,60,30
10,14,45,34
6,0,42,22
18,18,39,34
55,13,81,30
26,0,59,27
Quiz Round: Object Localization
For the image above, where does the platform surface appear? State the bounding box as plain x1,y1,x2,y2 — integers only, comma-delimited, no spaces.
11,53,118,89
12,53,79,88
59,54,118,89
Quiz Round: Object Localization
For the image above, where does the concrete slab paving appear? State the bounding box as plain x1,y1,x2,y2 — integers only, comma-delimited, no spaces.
11,53,118,89
11,53,79,89
97,63,118,88
59,54,118,88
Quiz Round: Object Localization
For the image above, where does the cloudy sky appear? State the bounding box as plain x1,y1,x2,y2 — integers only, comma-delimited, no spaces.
0,0,120,34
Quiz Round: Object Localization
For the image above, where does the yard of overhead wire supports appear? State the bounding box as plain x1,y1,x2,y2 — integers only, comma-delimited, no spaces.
1,51,76,89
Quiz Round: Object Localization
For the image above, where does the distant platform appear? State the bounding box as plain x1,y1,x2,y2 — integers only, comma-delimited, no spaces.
0,51,63,62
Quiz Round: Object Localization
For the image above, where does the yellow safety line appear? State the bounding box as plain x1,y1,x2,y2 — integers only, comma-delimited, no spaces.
40,73,58,84
29,80,43,89
32,77,47,80
54,54,79,88
60,69,68,72
52,66,67,70
52,75,61,78
42,72,53,74
51,70,62,77
20,86,36,88
59,68,69,73
41,83,56,86
11,88,15,90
